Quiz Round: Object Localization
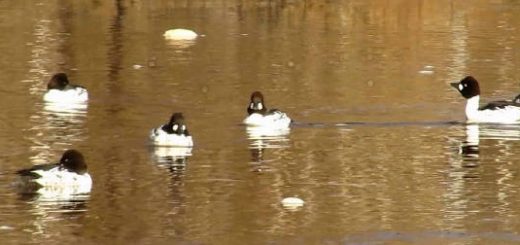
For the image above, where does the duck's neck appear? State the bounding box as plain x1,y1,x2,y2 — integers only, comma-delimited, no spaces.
465,95,480,119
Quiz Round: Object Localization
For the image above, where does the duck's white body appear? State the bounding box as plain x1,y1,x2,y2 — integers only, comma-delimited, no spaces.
243,111,291,128
18,166,93,196
150,127,193,147
33,167,92,190
465,96,520,124
44,87,88,103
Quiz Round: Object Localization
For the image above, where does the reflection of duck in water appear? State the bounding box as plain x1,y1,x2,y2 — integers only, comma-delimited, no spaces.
151,146,190,183
246,123,290,172
152,146,192,166
460,124,479,159
15,149,92,201
458,123,520,164
243,91,291,128
250,147,265,164
29,103,87,166
43,101,87,115
247,126,290,150
165,157,188,177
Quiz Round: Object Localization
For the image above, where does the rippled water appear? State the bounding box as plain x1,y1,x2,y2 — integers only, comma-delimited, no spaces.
2,0,520,244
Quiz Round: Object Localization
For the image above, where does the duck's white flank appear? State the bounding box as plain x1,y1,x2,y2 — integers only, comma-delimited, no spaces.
31,166,92,193
465,96,520,123
44,87,88,103
243,111,291,128
150,128,193,147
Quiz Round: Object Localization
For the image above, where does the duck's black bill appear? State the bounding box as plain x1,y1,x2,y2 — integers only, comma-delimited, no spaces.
450,82,459,89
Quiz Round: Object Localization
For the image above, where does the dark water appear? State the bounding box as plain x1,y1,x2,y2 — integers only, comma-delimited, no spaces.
2,0,520,244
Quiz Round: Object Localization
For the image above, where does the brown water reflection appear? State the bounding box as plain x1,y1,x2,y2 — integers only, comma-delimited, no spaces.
2,0,520,244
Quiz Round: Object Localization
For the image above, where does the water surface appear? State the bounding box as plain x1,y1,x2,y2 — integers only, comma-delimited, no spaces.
1,1,520,244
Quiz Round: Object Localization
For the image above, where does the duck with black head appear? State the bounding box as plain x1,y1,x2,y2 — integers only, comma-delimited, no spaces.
150,112,194,147
16,149,92,194
243,91,292,128
43,73,88,103
451,76,520,123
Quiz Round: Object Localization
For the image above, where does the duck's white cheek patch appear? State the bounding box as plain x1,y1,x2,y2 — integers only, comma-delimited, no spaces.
172,125,179,131
257,103,263,110
459,84,464,91
182,125,186,131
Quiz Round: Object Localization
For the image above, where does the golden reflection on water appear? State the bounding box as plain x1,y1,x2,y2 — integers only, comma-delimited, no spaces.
444,124,520,231
23,198,88,242
246,126,290,172
2,0,520,244
27,102,87,165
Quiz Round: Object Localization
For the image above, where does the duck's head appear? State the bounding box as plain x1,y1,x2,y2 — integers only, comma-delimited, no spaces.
47,73,70,90
165,112,190,136
451,76,480,99
247,91,267,115
59,149,88,175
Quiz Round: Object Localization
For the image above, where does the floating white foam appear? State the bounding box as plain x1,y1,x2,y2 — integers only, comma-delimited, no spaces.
419,65,434,75
281,197,304,210
0,225,14,231
419,70,434,75
163,29,198,40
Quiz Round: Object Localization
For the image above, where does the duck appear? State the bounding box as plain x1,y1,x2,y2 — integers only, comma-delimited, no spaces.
43,73,88,103
243,91,292,128
513,94,520,103
150,112,193,147
451,76,520,123
16,149,92,194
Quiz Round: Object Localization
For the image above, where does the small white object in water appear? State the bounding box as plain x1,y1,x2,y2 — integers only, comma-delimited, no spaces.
419,65,434,75
281,197,304,209
163,29,198,40
133,64,143,69
418,70,434,75
0,225,14,230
